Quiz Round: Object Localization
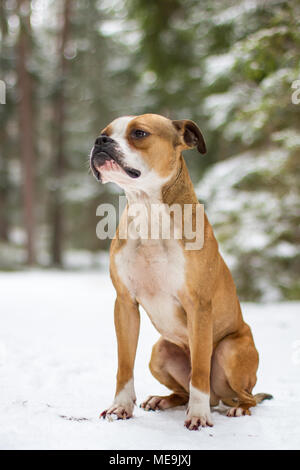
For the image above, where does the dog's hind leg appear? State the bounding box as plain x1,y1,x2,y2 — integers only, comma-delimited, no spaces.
211,322,267,417
140,338,190,411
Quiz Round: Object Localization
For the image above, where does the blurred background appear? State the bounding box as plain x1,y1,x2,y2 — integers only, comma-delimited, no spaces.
0,0,299,301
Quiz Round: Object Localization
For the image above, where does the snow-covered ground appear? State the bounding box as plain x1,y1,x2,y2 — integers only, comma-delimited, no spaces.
0,270,299,450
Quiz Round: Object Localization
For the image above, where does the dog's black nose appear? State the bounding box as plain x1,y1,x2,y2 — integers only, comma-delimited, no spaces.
94,135,114,146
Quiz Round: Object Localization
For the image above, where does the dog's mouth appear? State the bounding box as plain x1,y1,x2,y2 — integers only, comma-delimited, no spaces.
91,151,141,182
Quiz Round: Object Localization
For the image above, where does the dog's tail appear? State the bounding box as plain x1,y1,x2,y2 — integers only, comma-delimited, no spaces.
222,393,273,408
254,393,273,404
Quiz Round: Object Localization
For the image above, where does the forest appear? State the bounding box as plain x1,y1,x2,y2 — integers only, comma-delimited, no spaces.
0,0,299,301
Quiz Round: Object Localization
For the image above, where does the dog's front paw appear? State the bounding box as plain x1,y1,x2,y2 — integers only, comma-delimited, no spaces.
100,402,134,421
184,387,213,430
184,413,213,430
184,407,213,430
184,402,213,430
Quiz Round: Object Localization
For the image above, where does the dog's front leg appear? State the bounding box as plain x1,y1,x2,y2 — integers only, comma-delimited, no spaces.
101,296,140,420
184,298,213,430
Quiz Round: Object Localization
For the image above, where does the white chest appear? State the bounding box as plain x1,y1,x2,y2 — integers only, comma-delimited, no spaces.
115,239,188,344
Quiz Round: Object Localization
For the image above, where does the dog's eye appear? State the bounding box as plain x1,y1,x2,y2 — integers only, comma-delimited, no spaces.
132,129,149,139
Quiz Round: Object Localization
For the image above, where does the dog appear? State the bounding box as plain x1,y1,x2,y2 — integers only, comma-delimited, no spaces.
90,113,272,430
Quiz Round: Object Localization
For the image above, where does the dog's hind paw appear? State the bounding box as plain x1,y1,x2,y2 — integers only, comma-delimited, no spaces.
226,407,251,417
140,395,167,411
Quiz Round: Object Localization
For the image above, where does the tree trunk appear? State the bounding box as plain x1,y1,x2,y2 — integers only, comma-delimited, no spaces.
50,0,72,266
0,9,9,242
0,127,10,241
16,0,36,265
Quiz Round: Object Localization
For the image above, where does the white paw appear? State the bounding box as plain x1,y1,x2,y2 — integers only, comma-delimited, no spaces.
184,386,213,430
100,379,136,421
100,402,134,420
184,406,213,430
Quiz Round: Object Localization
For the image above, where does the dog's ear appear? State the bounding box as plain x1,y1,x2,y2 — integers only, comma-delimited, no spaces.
172,120,206,154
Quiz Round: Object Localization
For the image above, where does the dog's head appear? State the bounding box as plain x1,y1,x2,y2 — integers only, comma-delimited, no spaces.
90,114,206,191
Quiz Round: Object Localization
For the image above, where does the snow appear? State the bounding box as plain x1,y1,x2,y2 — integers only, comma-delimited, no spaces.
213,0,260,26
203,53,235,84
0,270,299,450
204,91,241,129
196,150,286,239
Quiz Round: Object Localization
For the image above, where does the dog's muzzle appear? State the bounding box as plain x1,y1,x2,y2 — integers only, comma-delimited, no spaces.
90,135,141,181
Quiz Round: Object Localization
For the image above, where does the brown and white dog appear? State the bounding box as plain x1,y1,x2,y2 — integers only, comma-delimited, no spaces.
90,113,272,430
